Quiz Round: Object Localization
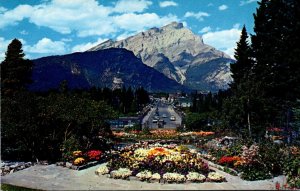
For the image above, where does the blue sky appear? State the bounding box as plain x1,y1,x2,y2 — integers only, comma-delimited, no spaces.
0,0,259,61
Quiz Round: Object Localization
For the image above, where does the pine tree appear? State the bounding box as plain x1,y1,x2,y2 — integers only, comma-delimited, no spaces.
252,0,300,126
0,38,32,95
228,26,255,137
230,25,253,89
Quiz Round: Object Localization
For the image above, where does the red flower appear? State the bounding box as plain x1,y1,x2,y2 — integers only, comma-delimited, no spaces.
267,127,283,132
218,156,241,165
275,182,280,190
87,150,102,160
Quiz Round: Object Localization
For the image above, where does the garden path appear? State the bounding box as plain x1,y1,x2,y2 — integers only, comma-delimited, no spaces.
1,164,285,190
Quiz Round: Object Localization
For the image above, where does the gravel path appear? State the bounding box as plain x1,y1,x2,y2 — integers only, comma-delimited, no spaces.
1,164,284,190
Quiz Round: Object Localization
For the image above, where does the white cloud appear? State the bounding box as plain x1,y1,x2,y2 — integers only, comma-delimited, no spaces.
116,32,137,41
202,28,241,58
0,5,34,28
0,6,7,13
20,30,28,35
184,11,209,21
114,13,178,32
72,38,108,52
240,0,258,6
199,26,211,33
0,37,11,62
218,4,228,11
24,38,66,54
0,0,178,38
114,0,152,13
0,0,115,37
207,3,214,7
233,23,240,29
61,38,72,42
159,1,178,8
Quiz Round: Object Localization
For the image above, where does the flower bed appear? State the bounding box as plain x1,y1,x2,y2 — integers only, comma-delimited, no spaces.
57,149,105,170
95,142,226,183
199,137,300,189
113,130,215,140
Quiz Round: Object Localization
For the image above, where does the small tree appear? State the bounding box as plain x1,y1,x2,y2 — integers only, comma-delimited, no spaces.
0,38,32,95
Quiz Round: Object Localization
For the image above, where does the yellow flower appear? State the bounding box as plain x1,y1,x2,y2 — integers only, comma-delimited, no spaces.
74,157,85,165
73,151,82,157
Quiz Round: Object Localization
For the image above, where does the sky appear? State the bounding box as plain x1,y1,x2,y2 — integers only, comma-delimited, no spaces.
0,0,260,61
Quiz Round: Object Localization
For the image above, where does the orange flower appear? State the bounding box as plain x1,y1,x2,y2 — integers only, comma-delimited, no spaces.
234,160,245,167
148,147,171,156
192,131,215,136
112,131,125,137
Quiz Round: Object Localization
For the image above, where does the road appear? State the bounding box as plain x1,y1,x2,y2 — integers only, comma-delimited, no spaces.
142,100,182,129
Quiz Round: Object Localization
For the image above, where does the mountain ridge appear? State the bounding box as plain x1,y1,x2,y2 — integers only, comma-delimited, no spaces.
89,22,235,91
30,48,190,93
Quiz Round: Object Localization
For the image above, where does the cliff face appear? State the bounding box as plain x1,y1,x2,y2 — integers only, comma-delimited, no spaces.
89,22,234,91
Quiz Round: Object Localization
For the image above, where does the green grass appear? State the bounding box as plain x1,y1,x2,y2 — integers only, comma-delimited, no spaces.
1,184,40,191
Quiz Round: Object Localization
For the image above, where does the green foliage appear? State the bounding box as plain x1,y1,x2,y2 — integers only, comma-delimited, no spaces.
176,145,190,153
184,112,210,131
176,125,184,132
240,163,272,181
88,86,149,115
61,135,81,162
1,89,116,161
282,149,300,188
141,127,151,135
1,49,149,162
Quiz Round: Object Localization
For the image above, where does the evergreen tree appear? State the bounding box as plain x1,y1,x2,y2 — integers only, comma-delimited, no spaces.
252,0,300,126
0,39,32,95
230,25,253,89
227,26,256,137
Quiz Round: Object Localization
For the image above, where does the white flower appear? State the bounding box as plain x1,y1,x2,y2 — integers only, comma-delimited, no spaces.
163,172,186,183
151,173,161,180
134,148,149,158
186,172,206,182
207,172,225,182
110,168,132,179
95,163,109,175
180,132,193,136
190,149,198,154
136,170,152,180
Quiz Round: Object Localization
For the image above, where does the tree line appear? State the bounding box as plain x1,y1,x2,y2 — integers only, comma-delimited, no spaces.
187,0,300,140
0,40,150,161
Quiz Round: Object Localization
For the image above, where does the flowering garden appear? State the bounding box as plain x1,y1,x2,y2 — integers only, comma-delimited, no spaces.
95,142,226,183
62,129,299,189
199,138,300,189
112,129,215,140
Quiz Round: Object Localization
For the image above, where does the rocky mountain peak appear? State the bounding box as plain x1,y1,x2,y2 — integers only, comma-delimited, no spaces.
162,21,184,30
88,22,234,91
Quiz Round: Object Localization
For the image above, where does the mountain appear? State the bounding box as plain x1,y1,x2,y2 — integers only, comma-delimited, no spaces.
30,48,189,92
89,22,235,91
